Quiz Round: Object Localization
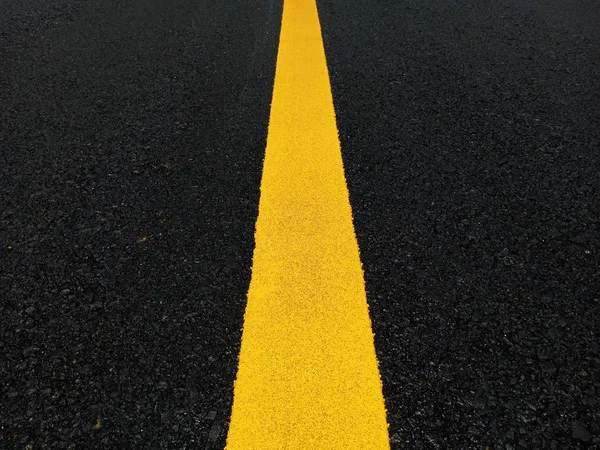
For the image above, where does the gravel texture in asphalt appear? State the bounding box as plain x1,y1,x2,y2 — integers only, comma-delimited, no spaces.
1,0,281,447
1,0,599,448
319,0,599,448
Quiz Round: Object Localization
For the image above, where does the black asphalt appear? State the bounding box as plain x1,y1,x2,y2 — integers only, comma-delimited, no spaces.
319,0,600,448
1,0,599,449
1,0,281,447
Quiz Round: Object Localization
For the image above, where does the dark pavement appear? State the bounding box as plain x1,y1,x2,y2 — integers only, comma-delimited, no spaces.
1,0,281,447
1,0,599,448
319,0,600,448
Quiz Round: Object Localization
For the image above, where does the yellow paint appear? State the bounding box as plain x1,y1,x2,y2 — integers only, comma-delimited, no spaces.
225,0,390,448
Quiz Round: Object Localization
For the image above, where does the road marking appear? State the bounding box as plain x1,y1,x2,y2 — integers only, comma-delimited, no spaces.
225,0,390,448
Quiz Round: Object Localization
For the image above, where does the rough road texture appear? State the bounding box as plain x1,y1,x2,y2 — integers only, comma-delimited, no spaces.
1,0,281,447
319,0,600,448
1,0,599,448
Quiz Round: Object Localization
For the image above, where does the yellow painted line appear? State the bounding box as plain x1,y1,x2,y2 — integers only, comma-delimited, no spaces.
226,0,390,448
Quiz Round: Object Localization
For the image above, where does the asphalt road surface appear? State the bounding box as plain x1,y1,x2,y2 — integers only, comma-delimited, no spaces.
1,0,599,448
